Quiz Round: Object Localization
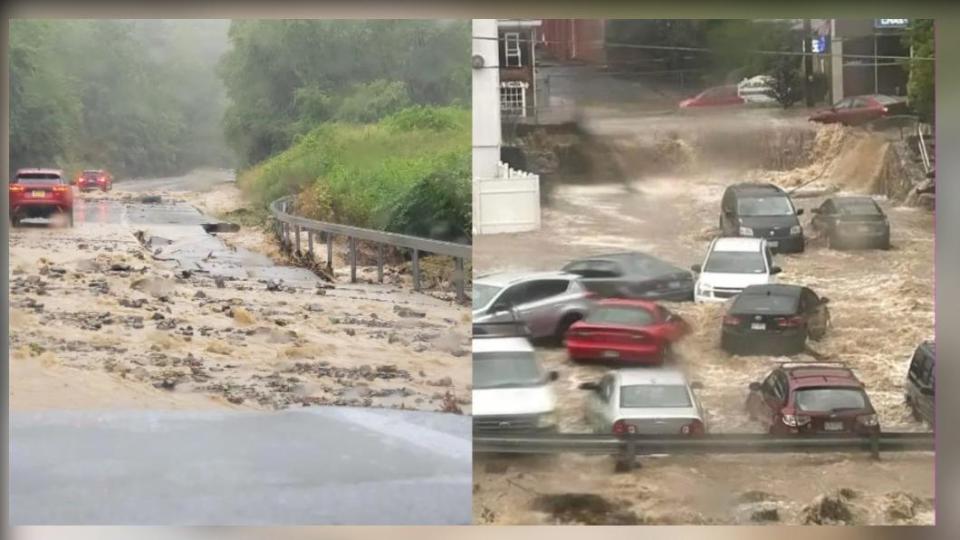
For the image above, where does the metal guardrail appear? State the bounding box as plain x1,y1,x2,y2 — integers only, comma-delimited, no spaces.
475,431,934,470
269,196,471,302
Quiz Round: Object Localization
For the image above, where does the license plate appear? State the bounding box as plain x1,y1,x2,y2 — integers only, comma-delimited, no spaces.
602,350,620,359
824,421,843,431
751,322,766,330
30,190,46,198
768,241,779,247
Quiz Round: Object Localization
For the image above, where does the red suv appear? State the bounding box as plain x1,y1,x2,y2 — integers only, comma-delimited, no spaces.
808,94,910,127
76,169,113,192
746,363,880,436
9,168,75,227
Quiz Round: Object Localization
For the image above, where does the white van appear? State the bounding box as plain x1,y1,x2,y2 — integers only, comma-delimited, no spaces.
472,334,558,432
692,237,781,303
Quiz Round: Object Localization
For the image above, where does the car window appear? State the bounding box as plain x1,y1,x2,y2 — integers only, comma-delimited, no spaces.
14,173,63,184
833,97,851,109
704,250,767,274
473,351,545,389
474,283,503,310
851,97,871,108
910,349,933,386
761,372,778,398
773,372,789,402
838,200,882,216
737,195,795,217
731,293,799,315
794,388,868,412
619,384,693,408
493,283,527,309
800,289,820,312
584,305,656,326
518,279,570,304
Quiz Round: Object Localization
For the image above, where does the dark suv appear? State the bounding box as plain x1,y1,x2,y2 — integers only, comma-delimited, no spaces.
905,341,934,426
720,183,804,253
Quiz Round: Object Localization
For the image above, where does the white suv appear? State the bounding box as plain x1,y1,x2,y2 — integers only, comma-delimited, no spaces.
472,331,558,433
692,237,781,303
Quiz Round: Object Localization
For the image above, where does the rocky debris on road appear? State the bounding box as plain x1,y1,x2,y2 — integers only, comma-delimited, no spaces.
140,195,163,204
393,304,426,318
286,361,412,382
801,489,860,525
130,276,177,298
883,491,932,522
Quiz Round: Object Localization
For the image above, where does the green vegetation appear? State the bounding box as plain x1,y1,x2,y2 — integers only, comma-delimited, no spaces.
238,106,470,243
9,20,233,178
905,19,934,124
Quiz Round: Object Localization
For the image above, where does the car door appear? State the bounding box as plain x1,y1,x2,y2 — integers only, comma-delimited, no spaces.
802,288,829,340
754,371,786,428
909,349,935,423
847,97,875,126
514,279,573,337
831,97,856,123
481,282,529,324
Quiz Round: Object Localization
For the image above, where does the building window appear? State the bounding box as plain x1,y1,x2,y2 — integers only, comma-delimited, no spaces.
501,82,527,117
504,32,522,67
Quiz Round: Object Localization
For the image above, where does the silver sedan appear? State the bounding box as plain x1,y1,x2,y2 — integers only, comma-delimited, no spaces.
579,367,707,435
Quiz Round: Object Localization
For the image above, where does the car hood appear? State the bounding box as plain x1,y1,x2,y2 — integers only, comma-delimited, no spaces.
472,385,556,417
739,215,800,229
697,271,773,289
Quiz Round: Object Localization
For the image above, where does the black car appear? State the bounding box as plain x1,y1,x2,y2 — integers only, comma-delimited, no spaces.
721,284,830,356
720,183,805,253
562,251,695,302
905,340,934,426
810,196,891,250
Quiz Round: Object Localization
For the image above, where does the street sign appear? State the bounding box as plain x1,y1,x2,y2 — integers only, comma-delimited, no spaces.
811,36,828,54
875,19,909,29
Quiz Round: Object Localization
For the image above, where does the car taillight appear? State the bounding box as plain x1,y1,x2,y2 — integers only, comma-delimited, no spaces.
781,414,811,427
722,315,741,326
99,176,106,182
52,185,69,193
10,184,24,192
568,329,591,338
680,419,705,436
882,106,889,113
612,420,636,435
856,414,879,427
775,316,804,328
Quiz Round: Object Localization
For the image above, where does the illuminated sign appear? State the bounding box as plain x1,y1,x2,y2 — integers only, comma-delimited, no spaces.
811,36,827,54
875,19,909,28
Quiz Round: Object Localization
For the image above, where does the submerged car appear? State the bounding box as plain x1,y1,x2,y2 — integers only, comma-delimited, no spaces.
810,196,891,250
565,299,690,365
76,169,113,192
580,367,706,435
746,363,880,435
808,94,910,127
562,251,694,302
737,75,776,105
9,168,74,227
721,284,830,356
472,327,559,433
720,182,805,253
473,271,594,341
693,237,781,303
904,340,935,426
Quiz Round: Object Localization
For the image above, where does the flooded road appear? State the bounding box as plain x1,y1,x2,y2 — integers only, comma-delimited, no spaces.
473,131,934,524
9,171,471,414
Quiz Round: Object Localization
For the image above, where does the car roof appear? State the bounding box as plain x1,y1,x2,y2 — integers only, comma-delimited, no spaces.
474,271,578,287
82,169,105,173
472,336,534,354
16,168,63,175
711,237,765,252
728,182,786,196
615,367,689,386
782,365,863,388
740,284,804,298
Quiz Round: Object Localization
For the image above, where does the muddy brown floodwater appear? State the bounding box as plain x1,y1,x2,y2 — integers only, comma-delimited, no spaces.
473,122,934,525
9,176,471,415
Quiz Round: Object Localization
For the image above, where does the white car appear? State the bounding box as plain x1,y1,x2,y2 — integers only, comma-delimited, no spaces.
691,237,781,303
472,332,559,433
738,75,777,105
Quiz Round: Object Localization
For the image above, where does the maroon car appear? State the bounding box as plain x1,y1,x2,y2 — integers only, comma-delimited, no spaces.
746,363,880,436
76,169,113,192
679,85,744,108
808,94,910,127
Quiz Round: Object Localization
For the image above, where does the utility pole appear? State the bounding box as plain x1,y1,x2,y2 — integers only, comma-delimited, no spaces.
803,18,814,107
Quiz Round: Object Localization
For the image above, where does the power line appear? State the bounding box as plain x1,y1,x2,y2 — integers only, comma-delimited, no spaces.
471,35,934,62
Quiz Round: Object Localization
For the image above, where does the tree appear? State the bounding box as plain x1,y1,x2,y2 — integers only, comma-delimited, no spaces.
905,19,934,123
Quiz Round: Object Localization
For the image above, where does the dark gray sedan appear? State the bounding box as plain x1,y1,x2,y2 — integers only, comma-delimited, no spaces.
562,251,695,301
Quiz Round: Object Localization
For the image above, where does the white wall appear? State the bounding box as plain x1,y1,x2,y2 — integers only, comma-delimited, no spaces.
472,19,501,181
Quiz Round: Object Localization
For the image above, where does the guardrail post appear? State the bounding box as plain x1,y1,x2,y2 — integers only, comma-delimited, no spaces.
350,237,358,283
282,223,289,251
307,230,314,259
455,257,465,303
294,225,301,255
870,432,880,460
615,437,637,473
326,233,334,273
412,249,420,292
377,244,384,284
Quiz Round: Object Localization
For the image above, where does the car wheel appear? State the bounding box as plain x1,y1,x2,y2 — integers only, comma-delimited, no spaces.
554,314,582,345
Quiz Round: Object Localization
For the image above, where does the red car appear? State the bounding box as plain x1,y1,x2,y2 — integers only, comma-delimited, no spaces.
808,94,910,126
76,169,113,192
565,299,690,364
746,363,881,436
679,85,744,108
9,168,75,227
